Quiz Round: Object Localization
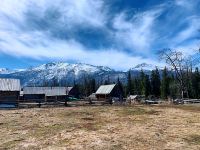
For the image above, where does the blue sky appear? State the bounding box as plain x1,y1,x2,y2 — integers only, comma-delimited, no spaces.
0,0,200,70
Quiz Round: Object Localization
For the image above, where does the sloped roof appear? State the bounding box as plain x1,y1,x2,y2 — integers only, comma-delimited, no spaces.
96,84,116,95
23,87,68,96
127,95,139,99
66,87,73,95
0,78,20,91
89,93,96,98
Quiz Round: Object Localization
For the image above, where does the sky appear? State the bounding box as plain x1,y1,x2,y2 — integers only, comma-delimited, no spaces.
0,0,200,71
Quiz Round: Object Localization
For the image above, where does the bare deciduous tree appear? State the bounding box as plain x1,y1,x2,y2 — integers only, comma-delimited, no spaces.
159,49,189,99
159,48,200,99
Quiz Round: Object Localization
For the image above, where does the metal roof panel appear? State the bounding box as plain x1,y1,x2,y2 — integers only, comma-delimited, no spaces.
96,84,116,94
0,78,20,91
23,87,68,96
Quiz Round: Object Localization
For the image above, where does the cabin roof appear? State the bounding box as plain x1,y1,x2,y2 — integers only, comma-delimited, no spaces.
128,95,139,99
0,78,20,91
66,87,73,95
89,93,96,98
96,84,116,95
23,87,69,96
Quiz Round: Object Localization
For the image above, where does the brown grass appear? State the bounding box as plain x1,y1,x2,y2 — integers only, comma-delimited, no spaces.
0,105,200,150
184,134,200,145
155,104,200,112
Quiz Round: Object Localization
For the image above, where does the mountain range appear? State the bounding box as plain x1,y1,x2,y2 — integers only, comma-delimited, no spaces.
0,62,157,86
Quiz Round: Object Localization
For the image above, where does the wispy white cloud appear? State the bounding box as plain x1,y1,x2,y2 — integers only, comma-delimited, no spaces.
175,0,199,11
0,0,200,70
0,0,107,28
171,17,200,46
0,29,162,70
112,8,163,53
175,43,200,56
0,0,163,70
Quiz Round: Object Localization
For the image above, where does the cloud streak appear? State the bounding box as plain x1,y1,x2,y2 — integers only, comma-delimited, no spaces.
112,7,163,53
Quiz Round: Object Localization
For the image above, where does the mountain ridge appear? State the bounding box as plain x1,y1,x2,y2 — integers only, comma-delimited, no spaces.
0,62,160,86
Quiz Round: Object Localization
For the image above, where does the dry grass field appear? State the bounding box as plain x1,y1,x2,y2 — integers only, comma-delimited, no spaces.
0,104,200,150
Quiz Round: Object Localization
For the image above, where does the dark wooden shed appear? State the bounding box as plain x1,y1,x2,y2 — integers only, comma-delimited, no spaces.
95,84,123,103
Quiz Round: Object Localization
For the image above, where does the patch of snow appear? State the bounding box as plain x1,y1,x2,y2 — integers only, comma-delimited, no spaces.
0,68,11,74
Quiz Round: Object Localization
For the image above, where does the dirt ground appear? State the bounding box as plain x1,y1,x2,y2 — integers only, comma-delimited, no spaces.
0,104,200,150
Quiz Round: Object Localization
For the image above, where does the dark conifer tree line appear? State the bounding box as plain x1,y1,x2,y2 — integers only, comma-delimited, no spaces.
126,67,200,99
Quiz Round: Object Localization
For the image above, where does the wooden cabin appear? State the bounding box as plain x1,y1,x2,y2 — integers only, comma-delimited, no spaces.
44,87,67,102
23,87,67,102
23,86,79,102
95,84,123,103
0,78,20,106
23,87,45,102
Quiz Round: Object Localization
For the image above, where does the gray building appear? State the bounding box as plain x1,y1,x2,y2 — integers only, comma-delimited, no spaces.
0,78,20,105
23,86,79,102
23,87,67,102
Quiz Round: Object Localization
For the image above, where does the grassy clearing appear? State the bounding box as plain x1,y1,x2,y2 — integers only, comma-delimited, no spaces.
0,105,200,150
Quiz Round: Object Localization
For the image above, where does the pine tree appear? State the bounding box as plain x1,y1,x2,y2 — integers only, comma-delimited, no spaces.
133,78,141,95
73,83,80,98
140,70,146,96
104,80,109,85
161,67,170,99
150,70,155,94
187,68,193,98
104,75,110,85
83,76,87,96
169,73,179,99
144,75,151,97
83,76,91,96
52,77,59,86
117,77,124,97
191,68,200,99
151,68,161,97
132,77,135,94
127,70,132,95
90,78,96,93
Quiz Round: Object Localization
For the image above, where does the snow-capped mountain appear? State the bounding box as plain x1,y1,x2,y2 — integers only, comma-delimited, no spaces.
0,68,12,74
0,62,161,86
0,62,120,86
0,68,26,74
30,62,113,75
131,63,158,71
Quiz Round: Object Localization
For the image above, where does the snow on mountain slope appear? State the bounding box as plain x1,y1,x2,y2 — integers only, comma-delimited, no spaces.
0,62,162,86
0,68,25,74
0,62,115,86
131,63,159,71
29,62,113,78
32,62,112,73
0,68,12,74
